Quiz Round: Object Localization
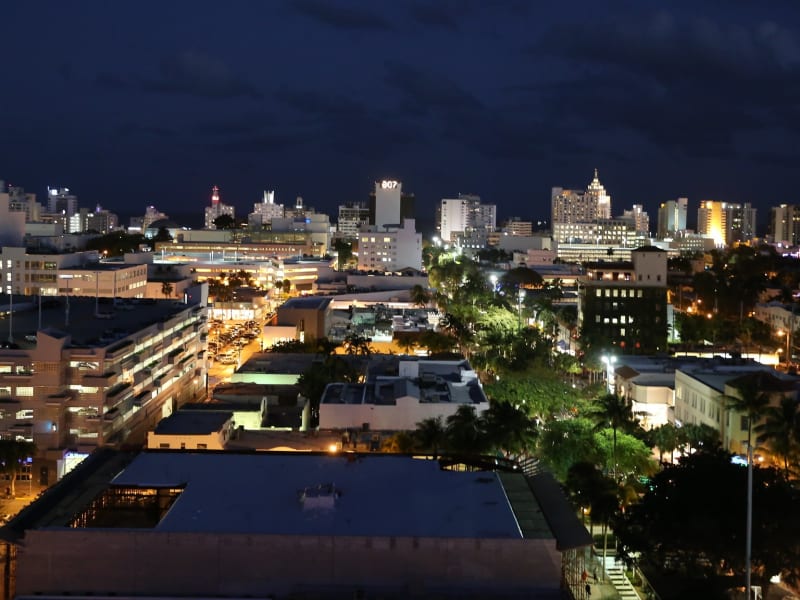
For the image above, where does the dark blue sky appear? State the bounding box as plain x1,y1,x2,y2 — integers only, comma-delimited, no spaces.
3,1,799,231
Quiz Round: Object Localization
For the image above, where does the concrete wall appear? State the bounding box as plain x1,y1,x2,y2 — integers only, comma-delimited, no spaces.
320,397,490,431
17,530,561,598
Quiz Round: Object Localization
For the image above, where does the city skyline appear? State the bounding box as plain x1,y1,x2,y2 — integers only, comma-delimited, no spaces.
3,1,799,227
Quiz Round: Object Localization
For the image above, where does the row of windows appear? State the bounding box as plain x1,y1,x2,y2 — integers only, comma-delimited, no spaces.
595,288,646,298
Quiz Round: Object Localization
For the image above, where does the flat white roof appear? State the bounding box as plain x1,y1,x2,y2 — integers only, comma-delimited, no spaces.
111,452,525,539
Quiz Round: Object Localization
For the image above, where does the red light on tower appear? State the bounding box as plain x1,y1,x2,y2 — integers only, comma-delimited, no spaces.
211,185,220,206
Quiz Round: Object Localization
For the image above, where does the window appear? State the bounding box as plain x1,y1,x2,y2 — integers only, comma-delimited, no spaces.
180,442,186,449
197,443,208,450
159,443,170,449
741,416,749,432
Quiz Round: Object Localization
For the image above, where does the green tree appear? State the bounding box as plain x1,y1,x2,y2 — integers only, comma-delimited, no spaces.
756,395,800,477
614,449,800,594
0,440,36,497
153,226,173,243
585,393,638,481
333,239,353,270
213,214,237,230
409,284,431,308
537,417,597,480
649,423,680,463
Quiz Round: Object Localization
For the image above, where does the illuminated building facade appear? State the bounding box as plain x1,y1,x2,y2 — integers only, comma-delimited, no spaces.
578,246,668,355
551,169,612,225
438,194,496,243
0,293,207,461
358,219,422,272
204,185,235,229
770,204,800,246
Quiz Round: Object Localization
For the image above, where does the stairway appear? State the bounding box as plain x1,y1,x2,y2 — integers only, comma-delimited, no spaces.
603,556,641,600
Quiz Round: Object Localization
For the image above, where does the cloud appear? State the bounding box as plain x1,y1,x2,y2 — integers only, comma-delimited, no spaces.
384,61,484,115
141,51,262,100
520,13,800,161
115,122,176,139
95,72,131,91
275,88,366,118
407,3,460,30
291,0,393,31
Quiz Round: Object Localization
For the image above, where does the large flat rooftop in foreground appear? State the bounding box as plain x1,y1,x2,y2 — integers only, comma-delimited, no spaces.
108,452,528,538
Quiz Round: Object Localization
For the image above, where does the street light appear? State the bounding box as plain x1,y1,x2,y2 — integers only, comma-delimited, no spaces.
517,289,526,330
601,355,617,393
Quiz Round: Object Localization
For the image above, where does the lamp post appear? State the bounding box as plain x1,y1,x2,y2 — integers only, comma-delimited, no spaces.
517,289,526,330
601,355,617,394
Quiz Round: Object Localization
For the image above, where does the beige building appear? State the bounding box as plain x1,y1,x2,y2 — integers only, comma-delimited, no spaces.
0,293,207,468
674,361,799,454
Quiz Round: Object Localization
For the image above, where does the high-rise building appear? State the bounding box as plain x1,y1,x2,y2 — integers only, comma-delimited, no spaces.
46,186,78,216
368,180,414,228
697,201,757,246
337,201,370,240
728,202,757,243
578,246,668,355
204,185,235,229
770,204,800,246
248,190,285,228
656,198,688,239
438,194,496,243
551,169,612,225
697,200,727,247
4,184,42,222
622,204,650,235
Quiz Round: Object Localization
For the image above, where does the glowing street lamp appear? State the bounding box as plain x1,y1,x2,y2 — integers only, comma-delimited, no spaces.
601,355,617,393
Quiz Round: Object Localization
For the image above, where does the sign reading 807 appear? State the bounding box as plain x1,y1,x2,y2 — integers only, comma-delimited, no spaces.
380,180,399,190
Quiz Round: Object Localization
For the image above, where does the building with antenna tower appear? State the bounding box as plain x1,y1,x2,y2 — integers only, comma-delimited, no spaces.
204,185,235,229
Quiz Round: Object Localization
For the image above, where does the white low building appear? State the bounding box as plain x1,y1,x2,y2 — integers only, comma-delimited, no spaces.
320,358,488,431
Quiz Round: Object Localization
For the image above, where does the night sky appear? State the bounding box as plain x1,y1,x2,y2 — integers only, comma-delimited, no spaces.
3,1,799,233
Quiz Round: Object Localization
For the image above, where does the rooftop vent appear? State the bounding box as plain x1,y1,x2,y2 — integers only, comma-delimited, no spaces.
299,483,338,511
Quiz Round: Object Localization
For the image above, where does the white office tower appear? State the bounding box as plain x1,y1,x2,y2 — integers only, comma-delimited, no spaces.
656,198,688,239
47,187,78,216
204,185,235,229
439,194,496,243
249,190,285,227
374,180,402,228
551,169,612,225
143,206,169,231
3,184,41,222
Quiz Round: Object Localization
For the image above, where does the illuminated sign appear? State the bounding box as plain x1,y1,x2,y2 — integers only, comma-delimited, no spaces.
380,180,399,190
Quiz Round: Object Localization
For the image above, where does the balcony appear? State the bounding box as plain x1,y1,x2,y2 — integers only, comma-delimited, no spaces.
83,371,119,387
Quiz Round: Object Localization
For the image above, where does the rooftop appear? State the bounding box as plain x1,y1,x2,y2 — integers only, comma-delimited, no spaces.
0,295,201,349
61,452,533,538
152,411,233,435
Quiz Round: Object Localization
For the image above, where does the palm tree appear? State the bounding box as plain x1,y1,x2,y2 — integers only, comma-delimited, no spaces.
755,396,799,477
160,281,174,299
445,405,488,454
0,440,36,497
650,423,680,464
727,374,775,458
586,393,637,481
482,400,538,458
415,416,446,459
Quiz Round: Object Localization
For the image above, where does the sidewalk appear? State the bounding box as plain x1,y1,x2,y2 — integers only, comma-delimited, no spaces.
0,480,47,523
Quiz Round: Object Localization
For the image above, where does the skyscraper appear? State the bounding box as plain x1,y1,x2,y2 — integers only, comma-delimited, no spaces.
551,169,612,225
438,194,496,243
770,204,800,246
656,198,688,240
368,180,414,228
